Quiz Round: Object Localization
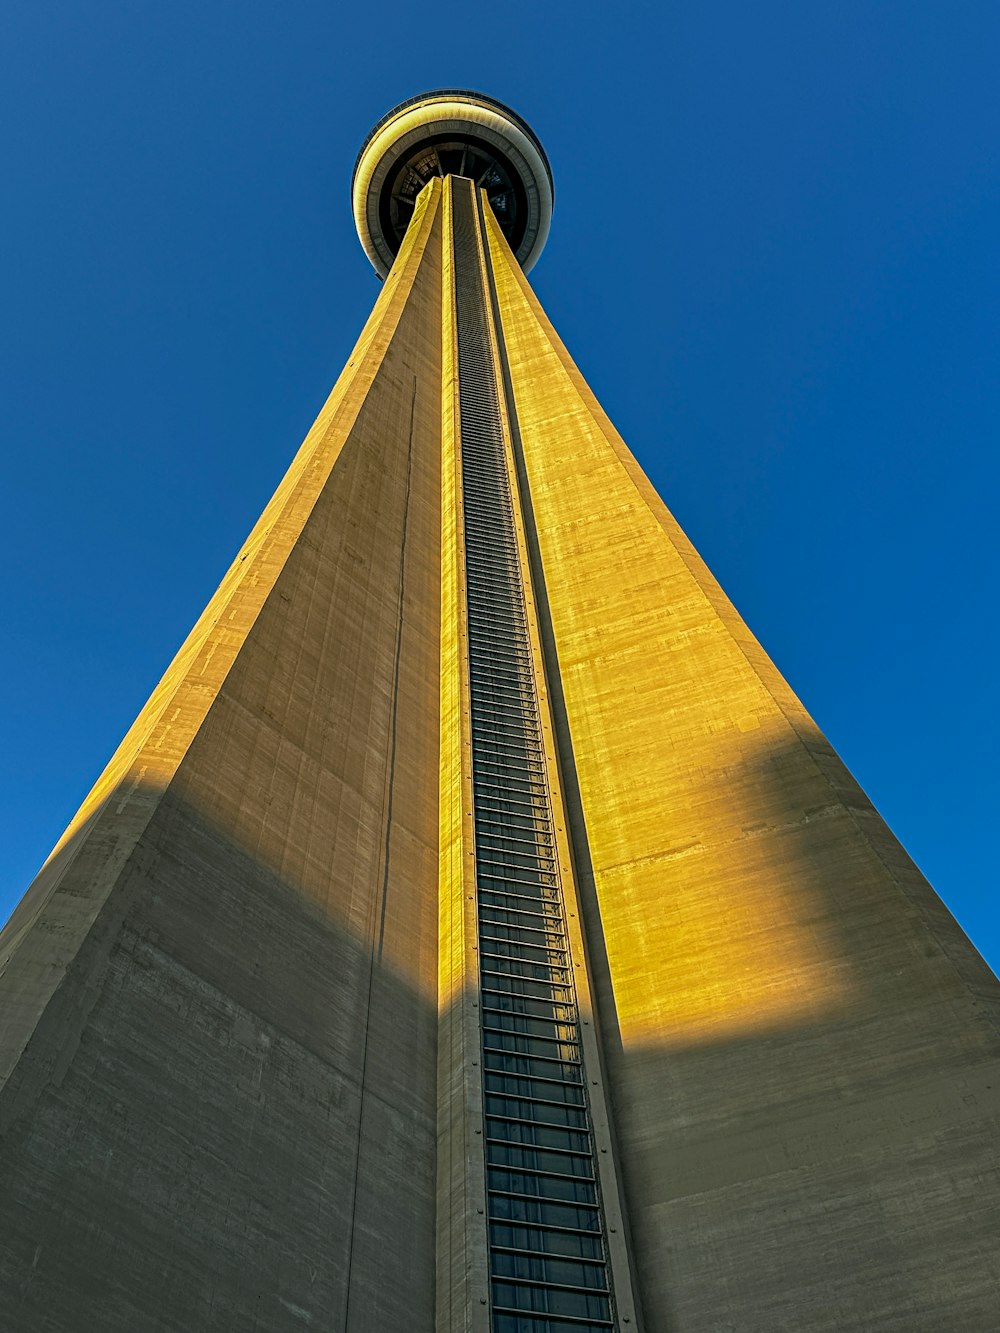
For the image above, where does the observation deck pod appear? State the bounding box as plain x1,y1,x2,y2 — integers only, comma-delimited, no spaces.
353,89,554,279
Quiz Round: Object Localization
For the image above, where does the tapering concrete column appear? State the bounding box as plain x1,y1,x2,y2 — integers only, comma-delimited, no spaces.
4,87,999,1333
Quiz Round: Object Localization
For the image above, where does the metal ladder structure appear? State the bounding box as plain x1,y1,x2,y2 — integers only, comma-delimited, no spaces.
452,181,618,1333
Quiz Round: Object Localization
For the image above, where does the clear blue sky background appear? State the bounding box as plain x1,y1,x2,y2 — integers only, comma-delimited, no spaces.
3,2,998,969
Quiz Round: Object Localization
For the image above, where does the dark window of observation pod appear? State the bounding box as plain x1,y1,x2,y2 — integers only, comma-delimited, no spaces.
378,133,528,259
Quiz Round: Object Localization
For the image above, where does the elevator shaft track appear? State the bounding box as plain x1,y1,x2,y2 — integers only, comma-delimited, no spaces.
452,182,618,1333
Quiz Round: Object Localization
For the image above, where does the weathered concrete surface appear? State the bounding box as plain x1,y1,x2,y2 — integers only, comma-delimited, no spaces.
0,183,445,1331
485,207,1000,1331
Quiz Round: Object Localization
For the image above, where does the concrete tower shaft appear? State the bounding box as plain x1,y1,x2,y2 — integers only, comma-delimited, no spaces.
1,90,999,1333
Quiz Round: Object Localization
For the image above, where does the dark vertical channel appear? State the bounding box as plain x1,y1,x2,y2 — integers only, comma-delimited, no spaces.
452,181,618,1333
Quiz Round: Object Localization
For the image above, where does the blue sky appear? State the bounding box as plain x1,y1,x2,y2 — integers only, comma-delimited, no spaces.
3,2,998,970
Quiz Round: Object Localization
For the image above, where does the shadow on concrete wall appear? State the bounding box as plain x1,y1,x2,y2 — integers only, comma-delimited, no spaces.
3,732,1000,1332
0,783,438,1333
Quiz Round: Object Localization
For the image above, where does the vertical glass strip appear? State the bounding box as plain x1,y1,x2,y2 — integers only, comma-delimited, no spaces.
452,181,618,1333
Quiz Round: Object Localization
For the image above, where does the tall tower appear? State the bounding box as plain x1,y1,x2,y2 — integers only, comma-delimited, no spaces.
2,91,998,1332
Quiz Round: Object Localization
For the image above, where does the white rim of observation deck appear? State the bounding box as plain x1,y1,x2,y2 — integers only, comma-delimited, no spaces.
352,90,554,279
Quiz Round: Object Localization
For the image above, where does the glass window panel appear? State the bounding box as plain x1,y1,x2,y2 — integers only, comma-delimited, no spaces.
473,740,543,760
478,886,562,910
478,866,560,885
469,605,533,623
483,1032,580,1063
484,1095,589,1128
491,1251,609,1291
472,661,541,682
494,1317,612,1333
477,853,557,876
470,689,534,707
472,733,544,754
491,1280,612,1320
477,857,557,880
480,905,563,929
474,746,544,767
479,888,561,908
483,1073,586,1104
480,923,567,949
488,1193,601,1233
472,769,547,790
478,824,553,845
487,1144,594,1179
472,710,538,731
472,701,538,722
475,785,550,806
475,806,547,827
482,1010,578,1042
483,1051,583,1082
489,1223,604,1260
480,958,572,984
486,1119,590,1154
481,918,565,942
475,784,548,803
474,805,549,826
476,831,553,850
480,940,568,967
479,895,561,915
474,858,560,879
472,703,541,725
480,974,574,1003
487,1167,597,1205
481,992,576,1023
